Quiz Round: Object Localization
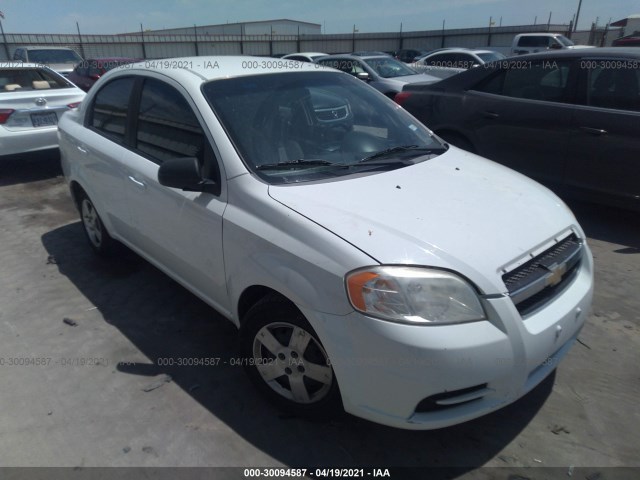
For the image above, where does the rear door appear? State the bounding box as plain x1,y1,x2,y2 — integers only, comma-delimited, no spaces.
460,58,577,186
79,76,138,238
565,57,640,206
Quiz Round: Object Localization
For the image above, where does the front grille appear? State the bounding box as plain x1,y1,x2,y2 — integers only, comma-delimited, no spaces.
503,233,583,317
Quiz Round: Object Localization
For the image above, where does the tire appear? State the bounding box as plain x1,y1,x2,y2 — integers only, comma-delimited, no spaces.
240,294,342,418
78,191,116,256
437,132,475,153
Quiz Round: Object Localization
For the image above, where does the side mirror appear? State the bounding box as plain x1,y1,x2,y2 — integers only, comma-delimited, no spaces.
158,157,219,195
356,72,370,82
549,43,563,49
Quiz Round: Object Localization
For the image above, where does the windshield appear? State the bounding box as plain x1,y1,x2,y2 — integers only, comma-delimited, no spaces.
557,35,575,47
477,52,506,63
27,49,83,64
202,71,444,185
363,57,417,78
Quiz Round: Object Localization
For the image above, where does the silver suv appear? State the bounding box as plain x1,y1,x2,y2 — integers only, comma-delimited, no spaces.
12,46,83,76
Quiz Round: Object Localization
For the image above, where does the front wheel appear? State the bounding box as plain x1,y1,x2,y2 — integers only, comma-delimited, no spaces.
240,294,342,418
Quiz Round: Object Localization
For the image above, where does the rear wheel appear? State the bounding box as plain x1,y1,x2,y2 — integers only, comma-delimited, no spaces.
240,294,341,418
78,192,116,256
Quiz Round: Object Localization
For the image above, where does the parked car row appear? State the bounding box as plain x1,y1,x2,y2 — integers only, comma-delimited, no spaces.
395,47,640,211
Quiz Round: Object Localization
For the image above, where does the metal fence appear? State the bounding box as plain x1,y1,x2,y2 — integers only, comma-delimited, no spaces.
0,23,619,61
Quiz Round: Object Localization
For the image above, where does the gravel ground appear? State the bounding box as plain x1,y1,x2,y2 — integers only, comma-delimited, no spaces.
0,151,638,479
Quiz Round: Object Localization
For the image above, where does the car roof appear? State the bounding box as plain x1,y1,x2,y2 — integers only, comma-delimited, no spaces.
16,46,78,50
104,56,335,83
516,33,565,37
514,47,640,60
319,54,391,61
283,52,327,57
83,57,140,64
424,48,497,55
1,62,56,69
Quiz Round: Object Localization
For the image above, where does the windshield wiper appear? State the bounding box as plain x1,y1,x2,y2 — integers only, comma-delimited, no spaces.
358,145,446,163
255,159,344,170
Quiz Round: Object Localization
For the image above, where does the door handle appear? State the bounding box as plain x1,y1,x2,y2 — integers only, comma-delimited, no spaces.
580,126,607,136
482,111,500,119
76,145,88,154
128,175,146,189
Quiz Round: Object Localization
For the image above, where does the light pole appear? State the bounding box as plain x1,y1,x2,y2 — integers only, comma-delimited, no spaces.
0,11,10,60
574,0,583,32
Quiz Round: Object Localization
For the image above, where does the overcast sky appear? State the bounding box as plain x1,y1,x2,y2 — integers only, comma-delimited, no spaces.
0,0,636,34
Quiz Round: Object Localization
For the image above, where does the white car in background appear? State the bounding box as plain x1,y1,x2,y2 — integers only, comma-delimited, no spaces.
282,52,328,63
0,63,85,157
12,46,84,77
58,56,593,430
411,48,506,79
317,54,440,97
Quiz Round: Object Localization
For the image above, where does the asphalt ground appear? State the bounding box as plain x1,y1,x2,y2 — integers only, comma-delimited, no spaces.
0,150,638,479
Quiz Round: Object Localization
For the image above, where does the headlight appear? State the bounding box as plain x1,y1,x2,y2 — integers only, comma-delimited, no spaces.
346,266,486,325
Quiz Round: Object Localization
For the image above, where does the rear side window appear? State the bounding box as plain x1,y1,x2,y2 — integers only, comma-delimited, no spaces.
0,68,72,92
90,77,135,142
286,55,308,62
518,36,550,48
585,62,640,111
473,60,571,102
13,49,27,61
135,78,204,164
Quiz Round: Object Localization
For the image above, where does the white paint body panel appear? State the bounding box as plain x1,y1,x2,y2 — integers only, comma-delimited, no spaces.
59,56,594,429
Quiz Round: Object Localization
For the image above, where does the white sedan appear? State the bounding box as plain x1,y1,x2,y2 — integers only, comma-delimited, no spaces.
1,63,85,157
58,56,593,430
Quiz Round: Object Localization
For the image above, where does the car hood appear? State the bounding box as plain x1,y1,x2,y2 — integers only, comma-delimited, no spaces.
46,63,76,75
268,150,580,294
386,73,440,85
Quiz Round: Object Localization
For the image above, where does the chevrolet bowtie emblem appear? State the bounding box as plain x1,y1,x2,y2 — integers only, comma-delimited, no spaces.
545,263,567,287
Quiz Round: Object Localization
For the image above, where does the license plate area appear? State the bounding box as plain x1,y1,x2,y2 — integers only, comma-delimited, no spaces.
31,112,58,127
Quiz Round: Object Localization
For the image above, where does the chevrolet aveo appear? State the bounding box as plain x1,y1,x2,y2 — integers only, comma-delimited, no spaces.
58,57,593,429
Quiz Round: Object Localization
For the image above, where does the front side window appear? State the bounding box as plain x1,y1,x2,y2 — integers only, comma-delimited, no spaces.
135,78,204,164
203,71,444,185
474,60,571,102
90,77,135,142
75,64,89,77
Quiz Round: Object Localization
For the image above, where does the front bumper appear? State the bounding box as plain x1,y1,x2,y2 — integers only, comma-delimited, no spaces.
303,246,593,430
